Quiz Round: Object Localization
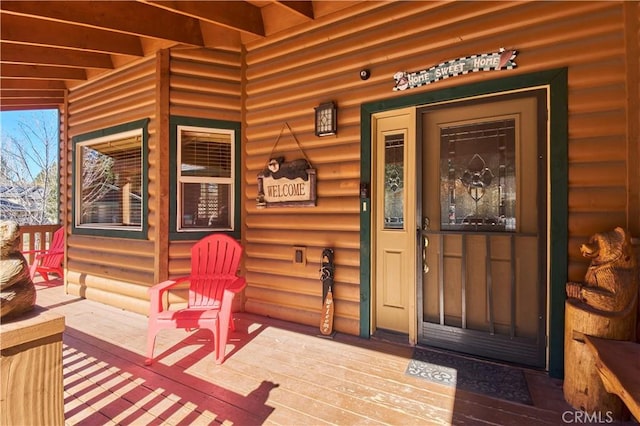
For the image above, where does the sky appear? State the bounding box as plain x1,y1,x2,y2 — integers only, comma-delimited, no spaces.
1,109,58,135
0,109,60,178
1,110,26,135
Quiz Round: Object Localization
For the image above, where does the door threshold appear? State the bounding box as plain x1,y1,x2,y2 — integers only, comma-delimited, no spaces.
415,343,545,372
371,329,411,346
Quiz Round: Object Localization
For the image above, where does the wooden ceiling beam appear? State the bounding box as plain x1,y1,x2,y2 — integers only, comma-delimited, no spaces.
1,89,66,99
1,1,204,46
0,0,324,111
0,13,144,56
1,42,114,69
1,104,61,112
277,1,314,19
1,64,87,80
1,97,64,106
0,79,67,90
147,1,265,37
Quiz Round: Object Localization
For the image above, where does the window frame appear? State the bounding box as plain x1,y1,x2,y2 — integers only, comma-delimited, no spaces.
169,116,241,240
71,119,149,239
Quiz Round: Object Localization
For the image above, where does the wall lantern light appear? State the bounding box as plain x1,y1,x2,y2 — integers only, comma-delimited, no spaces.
314,101,337,137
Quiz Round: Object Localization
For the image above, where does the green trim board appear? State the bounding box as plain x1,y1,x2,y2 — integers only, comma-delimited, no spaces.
360,68,568,378
547,68,569,379
168,116,241,241
71,118,150,239
359,108,372,339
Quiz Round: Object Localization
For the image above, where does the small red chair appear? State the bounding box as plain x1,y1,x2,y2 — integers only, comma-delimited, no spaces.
145,234,246,365
25,227,64,283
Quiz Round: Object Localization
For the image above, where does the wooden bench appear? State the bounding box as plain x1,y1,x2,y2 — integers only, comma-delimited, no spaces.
584,335,640,420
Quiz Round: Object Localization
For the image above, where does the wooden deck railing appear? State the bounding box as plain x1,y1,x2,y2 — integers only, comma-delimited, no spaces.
18,224,62,264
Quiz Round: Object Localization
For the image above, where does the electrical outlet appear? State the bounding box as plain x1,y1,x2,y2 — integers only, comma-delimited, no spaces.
292,246,306,265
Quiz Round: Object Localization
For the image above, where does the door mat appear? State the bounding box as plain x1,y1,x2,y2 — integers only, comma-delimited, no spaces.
406,347,533,405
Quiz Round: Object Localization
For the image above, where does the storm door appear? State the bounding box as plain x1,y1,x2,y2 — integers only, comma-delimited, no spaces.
418,92,547,367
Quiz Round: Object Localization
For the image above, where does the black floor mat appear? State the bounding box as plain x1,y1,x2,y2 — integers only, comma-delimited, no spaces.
406,347,533,405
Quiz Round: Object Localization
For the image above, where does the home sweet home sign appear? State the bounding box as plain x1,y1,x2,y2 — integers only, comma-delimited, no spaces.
393,48,517,91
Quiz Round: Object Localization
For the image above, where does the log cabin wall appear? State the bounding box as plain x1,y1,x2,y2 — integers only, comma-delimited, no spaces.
59,101,68,280
59,103,67,227
241,1,640,334
58,1,639,340
65,57,157,314
168,48,242,122
63,48,242,314
164,47,242,307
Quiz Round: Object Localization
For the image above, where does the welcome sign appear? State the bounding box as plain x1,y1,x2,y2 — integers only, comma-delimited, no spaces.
257,157,317,208
393,48,517,91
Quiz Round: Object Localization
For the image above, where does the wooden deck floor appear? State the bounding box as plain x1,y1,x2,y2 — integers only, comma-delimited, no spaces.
33,280,573,425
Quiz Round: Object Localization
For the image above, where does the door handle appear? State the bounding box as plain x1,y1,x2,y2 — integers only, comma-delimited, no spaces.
423,234,429,274
421,217,430,273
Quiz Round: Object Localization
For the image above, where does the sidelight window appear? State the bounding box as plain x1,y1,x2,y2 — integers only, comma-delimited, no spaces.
383,133,405,229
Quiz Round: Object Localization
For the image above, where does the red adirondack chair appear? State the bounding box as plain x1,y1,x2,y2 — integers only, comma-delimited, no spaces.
145,234,246,365
25,227,65,283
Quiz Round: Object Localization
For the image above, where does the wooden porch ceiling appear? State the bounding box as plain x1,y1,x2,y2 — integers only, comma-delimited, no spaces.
0,0,366,111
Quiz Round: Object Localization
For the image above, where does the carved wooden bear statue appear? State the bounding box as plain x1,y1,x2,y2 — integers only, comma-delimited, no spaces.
566,226,638,314
0,220,36,319
563,227,639,419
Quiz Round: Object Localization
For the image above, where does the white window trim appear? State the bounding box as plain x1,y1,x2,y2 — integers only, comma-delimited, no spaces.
176,125,235,232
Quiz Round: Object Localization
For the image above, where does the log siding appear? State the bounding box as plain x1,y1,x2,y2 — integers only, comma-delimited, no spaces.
64,48,242,314
242,1,638,337
57,2,639,376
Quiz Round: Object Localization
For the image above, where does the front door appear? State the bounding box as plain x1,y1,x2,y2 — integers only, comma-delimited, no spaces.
418,91,547,367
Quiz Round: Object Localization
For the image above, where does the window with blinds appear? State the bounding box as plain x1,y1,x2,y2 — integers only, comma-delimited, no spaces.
75,128,143,230
177,126,234,231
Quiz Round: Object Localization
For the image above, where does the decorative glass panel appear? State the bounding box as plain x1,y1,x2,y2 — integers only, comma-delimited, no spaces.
384,134,404,229
440,119,516,231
